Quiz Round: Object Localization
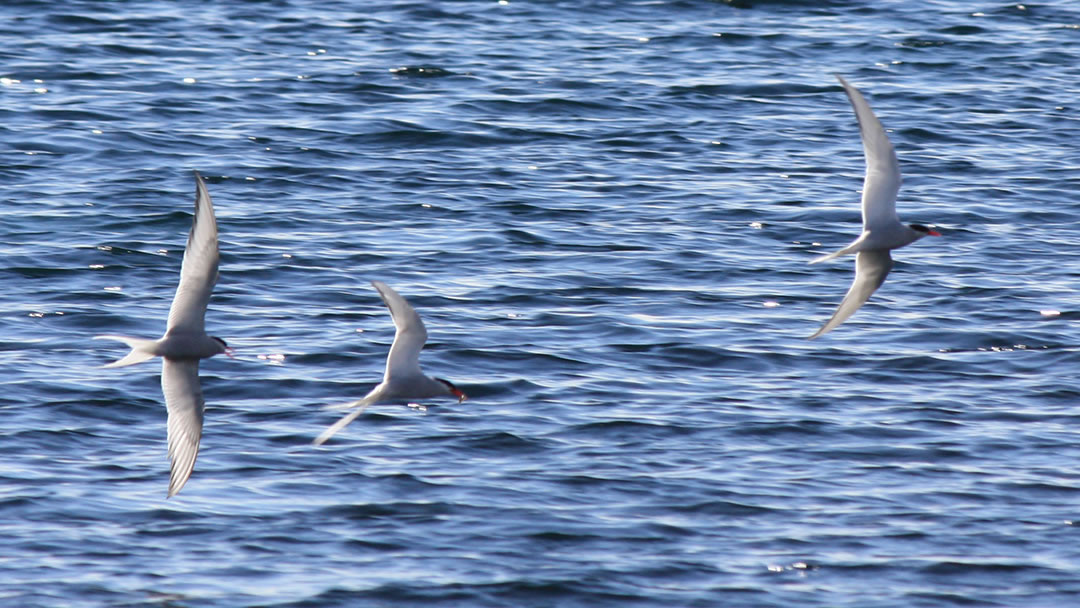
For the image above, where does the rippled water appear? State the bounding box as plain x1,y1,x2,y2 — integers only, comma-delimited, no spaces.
5,1,1080,606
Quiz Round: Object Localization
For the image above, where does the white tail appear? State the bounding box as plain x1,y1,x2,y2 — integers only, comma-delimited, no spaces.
93,335,160,368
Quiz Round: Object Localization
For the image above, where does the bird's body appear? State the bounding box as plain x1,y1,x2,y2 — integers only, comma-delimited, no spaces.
808,75,941,339
313,281,466,446
95,171,231,497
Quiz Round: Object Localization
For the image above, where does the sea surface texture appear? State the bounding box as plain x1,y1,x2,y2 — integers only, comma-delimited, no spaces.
4,0,1080,606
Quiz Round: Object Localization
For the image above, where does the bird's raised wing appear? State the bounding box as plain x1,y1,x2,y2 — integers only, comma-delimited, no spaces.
161,358,205,497
809,249,892,339
371,281,428,381
836,75,902,232
166,171,220,334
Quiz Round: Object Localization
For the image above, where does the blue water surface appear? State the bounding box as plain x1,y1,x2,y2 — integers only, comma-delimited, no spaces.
4,0,1080,606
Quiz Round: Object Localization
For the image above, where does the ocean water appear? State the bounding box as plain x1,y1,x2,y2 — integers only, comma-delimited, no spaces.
4,0,1080,606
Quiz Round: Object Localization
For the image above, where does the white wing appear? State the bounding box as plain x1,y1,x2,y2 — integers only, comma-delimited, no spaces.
311,391,381,446
836,75,902,232
161,358,204,497
809,249,892,339
166,171,220,333
371,281,428,382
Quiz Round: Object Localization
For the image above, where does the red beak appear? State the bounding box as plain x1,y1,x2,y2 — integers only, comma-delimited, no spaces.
928,229,942,237
452,388,467,403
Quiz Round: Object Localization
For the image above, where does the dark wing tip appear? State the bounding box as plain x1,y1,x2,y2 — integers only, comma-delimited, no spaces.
192,170,207,194
370,280,392,306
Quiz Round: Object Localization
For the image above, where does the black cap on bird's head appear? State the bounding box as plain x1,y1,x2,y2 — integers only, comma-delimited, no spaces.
909,224,942,237
435,377,467,402
211,336,236,358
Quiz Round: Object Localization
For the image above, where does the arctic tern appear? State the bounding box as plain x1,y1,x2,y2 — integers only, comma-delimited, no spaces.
808,75,941,339
313,281,466,446
95,171,233,497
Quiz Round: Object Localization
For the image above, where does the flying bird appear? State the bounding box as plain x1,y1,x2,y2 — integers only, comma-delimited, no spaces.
313,281,466,446
95,171,232,497
808,75,941,339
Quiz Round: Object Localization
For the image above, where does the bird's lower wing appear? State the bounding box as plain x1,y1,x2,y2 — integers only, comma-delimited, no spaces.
312,393,380,446
161,358,205,497
809,249,893,339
